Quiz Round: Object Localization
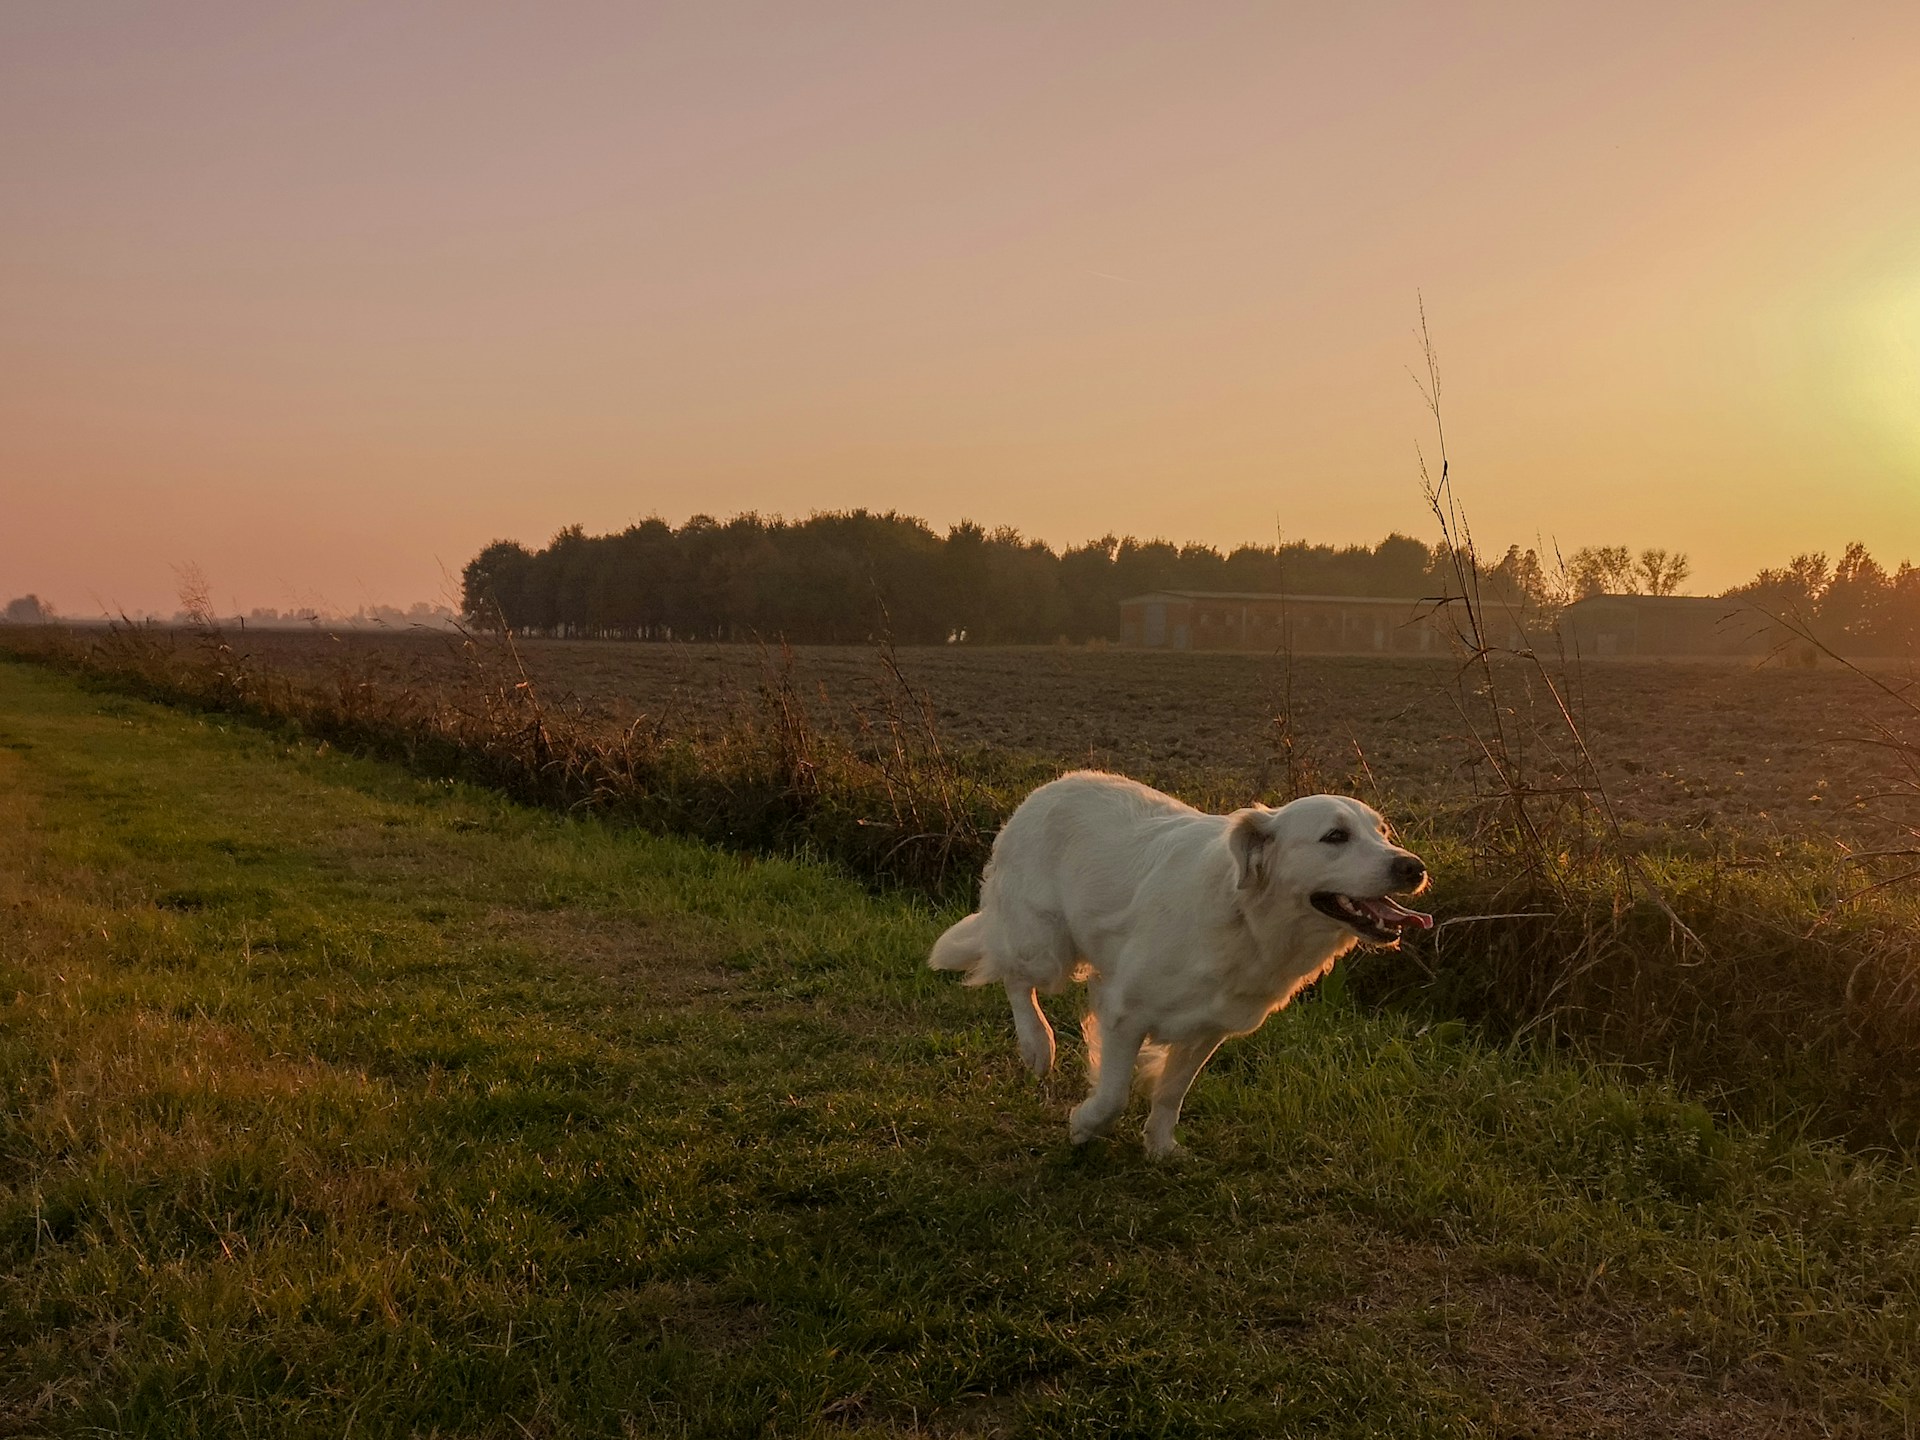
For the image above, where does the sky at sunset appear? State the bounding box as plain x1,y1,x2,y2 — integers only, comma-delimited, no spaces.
4,2,1919,617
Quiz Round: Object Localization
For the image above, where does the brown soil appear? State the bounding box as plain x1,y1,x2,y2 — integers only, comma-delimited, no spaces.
223,629,1920,848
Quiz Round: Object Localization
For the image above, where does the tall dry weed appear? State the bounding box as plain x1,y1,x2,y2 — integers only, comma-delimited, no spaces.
1359,312,1920,1146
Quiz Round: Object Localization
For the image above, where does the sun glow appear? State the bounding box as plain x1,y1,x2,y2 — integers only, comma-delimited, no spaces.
1845,269,1920,470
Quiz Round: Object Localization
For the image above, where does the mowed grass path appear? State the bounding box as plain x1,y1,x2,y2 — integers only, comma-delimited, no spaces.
1,662,1916,1439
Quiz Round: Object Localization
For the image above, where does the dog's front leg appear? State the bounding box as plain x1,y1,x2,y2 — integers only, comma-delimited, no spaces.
1069,1015,1147,1144
1142,1036,1224,1158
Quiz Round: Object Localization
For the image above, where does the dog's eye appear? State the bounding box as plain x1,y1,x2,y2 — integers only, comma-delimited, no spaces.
1320,828,1349,845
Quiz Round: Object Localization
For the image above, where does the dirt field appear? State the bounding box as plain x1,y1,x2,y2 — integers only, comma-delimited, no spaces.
222,627,1920,847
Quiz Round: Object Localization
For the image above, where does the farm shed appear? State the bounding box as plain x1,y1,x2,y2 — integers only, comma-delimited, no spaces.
1560,594,1771,657
1118,590,1457,653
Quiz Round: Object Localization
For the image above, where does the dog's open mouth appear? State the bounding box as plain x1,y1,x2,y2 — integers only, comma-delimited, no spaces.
1310,892,1435,945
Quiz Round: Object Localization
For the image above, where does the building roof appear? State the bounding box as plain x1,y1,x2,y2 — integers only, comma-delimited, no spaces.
1563,594,1752,612
1119,589,1435,608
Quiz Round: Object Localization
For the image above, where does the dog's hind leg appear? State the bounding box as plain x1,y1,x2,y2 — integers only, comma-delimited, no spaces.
1069,1013,1148,1145
1142,1035,1224,1158
1005,982,1055,1076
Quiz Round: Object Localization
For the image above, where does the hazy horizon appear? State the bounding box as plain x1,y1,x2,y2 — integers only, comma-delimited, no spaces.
5,3,1918,617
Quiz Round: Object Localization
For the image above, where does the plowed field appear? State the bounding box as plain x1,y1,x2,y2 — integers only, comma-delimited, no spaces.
225,628,1920,846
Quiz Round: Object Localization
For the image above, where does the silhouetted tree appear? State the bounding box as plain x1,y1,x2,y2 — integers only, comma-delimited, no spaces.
1727,552,1831,618
1568,545,1638,596
1821,542,1891,646
461,541,536,630
1636,548,1691,597
1484,545,1556,615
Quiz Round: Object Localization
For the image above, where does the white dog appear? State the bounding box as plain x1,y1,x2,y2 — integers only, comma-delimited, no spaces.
930,772,1431,1156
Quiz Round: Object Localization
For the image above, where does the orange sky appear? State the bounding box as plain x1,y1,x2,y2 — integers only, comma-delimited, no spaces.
4,3,1918,617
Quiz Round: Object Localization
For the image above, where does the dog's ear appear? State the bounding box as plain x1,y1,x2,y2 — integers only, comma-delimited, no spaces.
1228,810,1271,891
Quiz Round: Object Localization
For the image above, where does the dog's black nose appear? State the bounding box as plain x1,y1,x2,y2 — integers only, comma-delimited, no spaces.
1391,855,1427,889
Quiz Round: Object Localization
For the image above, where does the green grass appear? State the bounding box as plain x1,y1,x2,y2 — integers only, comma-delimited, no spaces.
2,658,1917,1438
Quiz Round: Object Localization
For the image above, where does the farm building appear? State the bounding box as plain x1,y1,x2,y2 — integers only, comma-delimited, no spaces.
1559,594,1771,658
1120,589,1786,658
1118,590,1475,653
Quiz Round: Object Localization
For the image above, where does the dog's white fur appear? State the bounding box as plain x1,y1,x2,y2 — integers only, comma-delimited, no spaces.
930,771,1428,1156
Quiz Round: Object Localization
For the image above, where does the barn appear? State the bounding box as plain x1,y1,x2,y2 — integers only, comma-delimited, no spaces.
1559,595,1772,657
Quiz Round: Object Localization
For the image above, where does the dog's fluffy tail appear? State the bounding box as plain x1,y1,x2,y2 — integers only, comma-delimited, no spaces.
929,912,992,984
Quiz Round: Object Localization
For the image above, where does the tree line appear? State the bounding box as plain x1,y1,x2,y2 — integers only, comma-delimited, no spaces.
459,511,1919,650
460,513,1450,644
1723,543,1920,654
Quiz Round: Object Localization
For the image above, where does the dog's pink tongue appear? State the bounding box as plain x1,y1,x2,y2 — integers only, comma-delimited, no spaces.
1359,896,1434,931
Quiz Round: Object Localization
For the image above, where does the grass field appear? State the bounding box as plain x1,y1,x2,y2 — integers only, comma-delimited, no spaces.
5,658,1920,1437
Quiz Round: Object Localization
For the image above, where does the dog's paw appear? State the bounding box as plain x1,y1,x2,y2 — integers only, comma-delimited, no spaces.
1018,1035,1055,1078
1142,1132,1185,1160
1068,1102,1110,1145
